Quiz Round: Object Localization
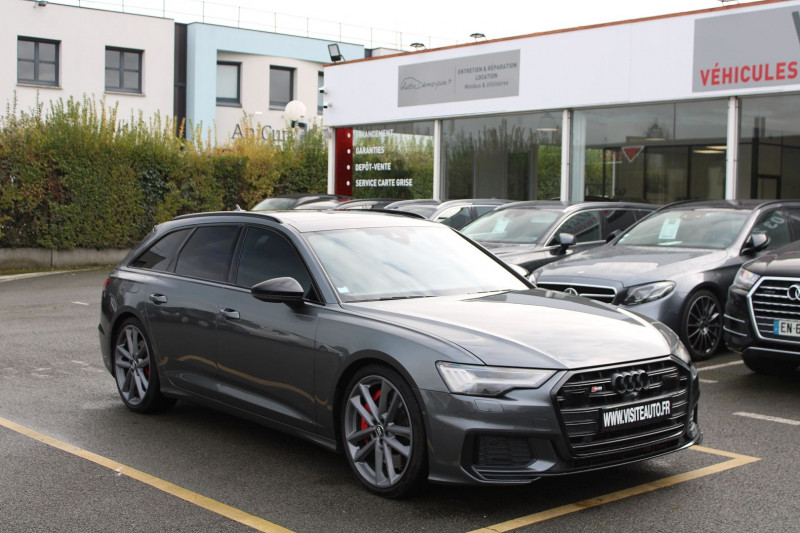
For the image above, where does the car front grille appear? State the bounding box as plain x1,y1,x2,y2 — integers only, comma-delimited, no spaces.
553,358,690,469
535,282,616,304
749,277,800,343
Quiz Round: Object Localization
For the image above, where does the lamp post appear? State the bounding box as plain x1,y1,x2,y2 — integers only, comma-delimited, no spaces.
284,100,307,130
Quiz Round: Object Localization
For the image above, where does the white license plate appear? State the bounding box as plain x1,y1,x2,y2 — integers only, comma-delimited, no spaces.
601,399,672,431
773,319,800,337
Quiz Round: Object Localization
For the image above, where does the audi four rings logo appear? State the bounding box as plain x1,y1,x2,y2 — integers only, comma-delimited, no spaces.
610,370,649,394
788,284,800,300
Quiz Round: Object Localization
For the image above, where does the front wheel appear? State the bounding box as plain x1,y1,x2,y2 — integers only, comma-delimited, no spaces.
341,365,427,498
113,318,175,413
680,289,722,361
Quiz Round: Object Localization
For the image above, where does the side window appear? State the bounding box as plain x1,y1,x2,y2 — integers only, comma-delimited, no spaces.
603,209,639,237
436,206,471,228
269,66,294,110
555,210,602,244
129,229,190,271
783,207,800,240
236,227,312,292
174,226,240,282
751,209,790,250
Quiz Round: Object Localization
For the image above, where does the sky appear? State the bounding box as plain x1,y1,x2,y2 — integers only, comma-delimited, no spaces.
215,0,761,46
63,0,761,48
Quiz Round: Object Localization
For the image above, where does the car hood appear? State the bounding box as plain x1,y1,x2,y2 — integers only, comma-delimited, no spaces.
346,290,672,370
745,243,800,277
536,245,727,286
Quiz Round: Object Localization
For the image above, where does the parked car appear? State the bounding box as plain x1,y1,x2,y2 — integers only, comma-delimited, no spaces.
460,201,655,273
99,209,701,498
384,199,441,218
428,198,511,229
252,193,350,211
532,200,800,361
724,240,800,374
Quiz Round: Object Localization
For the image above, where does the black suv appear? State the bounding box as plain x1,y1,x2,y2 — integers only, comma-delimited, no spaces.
724,239,800,374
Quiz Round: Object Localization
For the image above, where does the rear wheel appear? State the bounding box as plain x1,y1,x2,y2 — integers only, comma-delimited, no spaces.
341,365,427,498
681,290,722,361
113,318,175,413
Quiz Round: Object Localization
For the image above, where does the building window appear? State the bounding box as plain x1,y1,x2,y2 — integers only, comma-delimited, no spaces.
17,37,59,86
270,66,294,110
318,71,324,114
216,62,240,106
105,47,142,93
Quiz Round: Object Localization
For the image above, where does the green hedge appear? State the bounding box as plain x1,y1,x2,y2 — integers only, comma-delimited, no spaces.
0,95,328,249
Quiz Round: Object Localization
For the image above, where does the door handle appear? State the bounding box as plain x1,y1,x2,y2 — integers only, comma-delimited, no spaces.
149,293,167,304
220,308,240,320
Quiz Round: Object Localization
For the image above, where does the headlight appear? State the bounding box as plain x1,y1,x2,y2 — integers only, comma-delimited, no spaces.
436,362,555,396
623,281,675,305
673,339,692,365
732,267,760,291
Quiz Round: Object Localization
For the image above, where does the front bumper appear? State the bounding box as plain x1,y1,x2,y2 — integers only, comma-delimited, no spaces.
724,285,800,363
420,356,702,486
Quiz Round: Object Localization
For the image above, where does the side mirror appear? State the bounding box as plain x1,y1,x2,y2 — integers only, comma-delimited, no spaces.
556,232,576,254
251,277,305,304
742,232,770,255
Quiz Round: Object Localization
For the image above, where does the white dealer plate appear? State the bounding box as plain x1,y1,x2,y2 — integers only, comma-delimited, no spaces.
601,399,672,431
773,319,800,337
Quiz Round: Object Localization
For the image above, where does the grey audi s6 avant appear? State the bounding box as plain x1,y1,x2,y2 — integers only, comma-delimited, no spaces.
99,209,702,497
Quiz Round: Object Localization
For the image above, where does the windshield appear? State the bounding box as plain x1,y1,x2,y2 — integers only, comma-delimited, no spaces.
461,208,561,244
618,209,749,249
305,225,528,302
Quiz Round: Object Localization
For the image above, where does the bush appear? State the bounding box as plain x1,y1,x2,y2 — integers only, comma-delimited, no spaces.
0,95,330,249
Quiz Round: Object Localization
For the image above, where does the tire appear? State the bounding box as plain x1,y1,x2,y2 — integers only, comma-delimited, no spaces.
112,318,176,413
341,365,427,498
742,354,799,376
680,289,722,361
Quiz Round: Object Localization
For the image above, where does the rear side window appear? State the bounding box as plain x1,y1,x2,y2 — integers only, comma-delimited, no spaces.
175,226,240,282
130,229,190,271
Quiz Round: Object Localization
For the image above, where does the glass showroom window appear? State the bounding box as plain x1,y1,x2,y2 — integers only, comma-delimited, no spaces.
571,100,728,204
216,62,240,106
738,93,800,200
105,48,142,93
17,37,59,86
269,66,294,110
441,112,562,200
351,121,434,199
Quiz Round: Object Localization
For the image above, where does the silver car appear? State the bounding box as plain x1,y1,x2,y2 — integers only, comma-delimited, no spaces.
99,210,701,497
532,200,800,360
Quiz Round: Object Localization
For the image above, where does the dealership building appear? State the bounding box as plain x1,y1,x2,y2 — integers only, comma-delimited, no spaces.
322,0,800,204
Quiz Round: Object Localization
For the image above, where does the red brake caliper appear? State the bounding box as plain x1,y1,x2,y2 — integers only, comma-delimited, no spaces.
360,389,382,439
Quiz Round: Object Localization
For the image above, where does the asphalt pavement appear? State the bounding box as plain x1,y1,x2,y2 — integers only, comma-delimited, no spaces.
0,269,798,532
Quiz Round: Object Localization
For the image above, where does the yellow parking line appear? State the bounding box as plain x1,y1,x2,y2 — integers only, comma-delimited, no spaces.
469,445,760,533
0,416,293,533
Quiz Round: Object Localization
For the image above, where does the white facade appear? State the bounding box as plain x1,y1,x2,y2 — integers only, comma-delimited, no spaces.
3,0,174,122
322,1,800,126
322,0,800,203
